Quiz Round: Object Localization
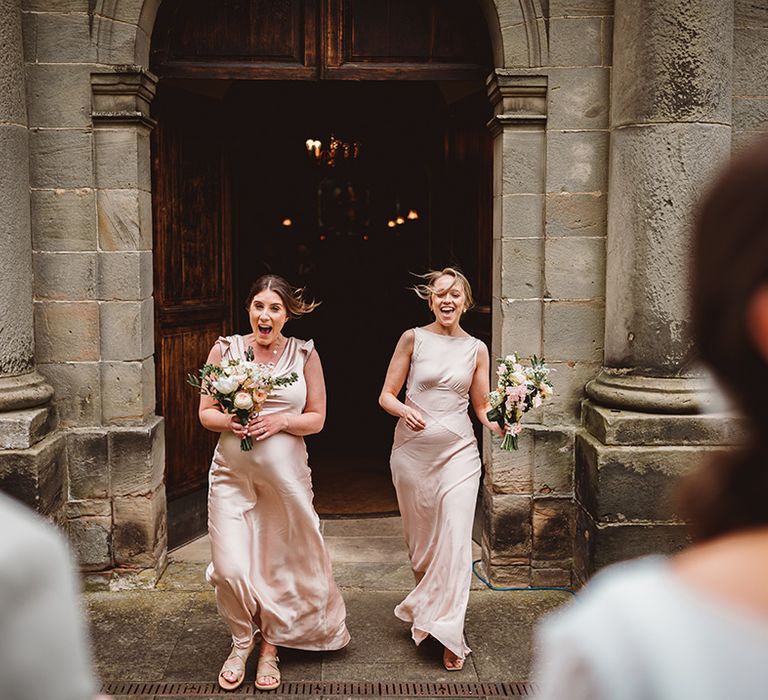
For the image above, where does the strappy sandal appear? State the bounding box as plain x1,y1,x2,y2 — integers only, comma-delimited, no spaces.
443,648,465,672
254,653,281,691
218,641,254,691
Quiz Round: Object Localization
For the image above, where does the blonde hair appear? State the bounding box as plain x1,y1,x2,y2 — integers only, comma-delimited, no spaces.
411,267,474,311
246,275,320,319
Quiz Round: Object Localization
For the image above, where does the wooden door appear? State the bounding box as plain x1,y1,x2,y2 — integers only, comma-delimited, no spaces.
152,90,232,547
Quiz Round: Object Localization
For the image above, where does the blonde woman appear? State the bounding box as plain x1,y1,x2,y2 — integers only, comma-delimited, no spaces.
379,268,503,671
199,275,349,692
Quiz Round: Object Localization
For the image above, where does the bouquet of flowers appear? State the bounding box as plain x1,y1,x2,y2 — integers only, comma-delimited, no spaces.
487,353,554,451
188,347,298,451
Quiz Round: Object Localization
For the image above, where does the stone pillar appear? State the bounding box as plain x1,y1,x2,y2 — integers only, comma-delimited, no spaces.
0,0,62,516
576,0,736,582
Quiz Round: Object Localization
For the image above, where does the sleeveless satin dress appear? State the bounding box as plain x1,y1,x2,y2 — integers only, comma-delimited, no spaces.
205,334,350,652
390,327,482,660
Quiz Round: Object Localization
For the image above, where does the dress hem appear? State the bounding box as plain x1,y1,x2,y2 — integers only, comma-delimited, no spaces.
394,607,471,660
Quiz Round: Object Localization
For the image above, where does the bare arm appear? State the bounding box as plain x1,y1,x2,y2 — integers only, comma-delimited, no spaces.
470,342,504,437
198,342,247,437
378,330,426,431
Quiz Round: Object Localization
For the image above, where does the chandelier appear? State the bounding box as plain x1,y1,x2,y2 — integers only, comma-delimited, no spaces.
305,135,361,167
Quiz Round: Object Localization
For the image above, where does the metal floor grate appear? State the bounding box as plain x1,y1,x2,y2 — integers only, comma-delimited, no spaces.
101,680,535,697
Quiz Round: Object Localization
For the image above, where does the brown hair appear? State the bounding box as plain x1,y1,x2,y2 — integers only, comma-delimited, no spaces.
245,275,320,319
411,267,475,311
680,137,768,541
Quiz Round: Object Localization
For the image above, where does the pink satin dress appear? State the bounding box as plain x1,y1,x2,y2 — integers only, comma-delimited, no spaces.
390,327,482,660
205,334,350,652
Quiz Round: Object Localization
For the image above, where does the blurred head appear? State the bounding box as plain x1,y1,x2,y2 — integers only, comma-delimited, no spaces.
245,275,319,346
682,138,768,540
412,267,474,328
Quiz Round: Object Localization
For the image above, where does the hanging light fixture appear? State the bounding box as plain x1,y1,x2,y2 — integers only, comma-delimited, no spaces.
305,135,361,167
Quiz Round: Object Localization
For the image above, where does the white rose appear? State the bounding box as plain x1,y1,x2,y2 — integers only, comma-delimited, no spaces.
511,371,527,384
233,391,254,411
212,375,239,394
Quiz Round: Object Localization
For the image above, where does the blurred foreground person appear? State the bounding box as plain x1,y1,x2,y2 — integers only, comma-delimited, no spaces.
0,491,105,700
532,141,768,700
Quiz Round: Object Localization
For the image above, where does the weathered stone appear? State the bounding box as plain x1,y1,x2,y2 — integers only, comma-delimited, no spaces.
582,400,747,446
531,567,572,588
497,237,543,299
533,427,574,495
499,23,532,68
549,16,602,66
546,192,606,237
544,236,605,300
141,355,155,417
65,498,111,518
734,27,768,96
546,130,609,193
67,429,109,499
594,521,689,570
33,251,97,300
0,1,27,125
34,11,95,62
501,129,545,194
482,489,532,563
29,129,93,189
612,0,734,126
573,504,596,586
94,129,151,190
30,188,96,251
0,406,51,449
109,416,164,497
34,301,99,362
499,299,542,358
100,299,154,361
101,359,154,424
532,497,573,567
733,97,768,132
549,0,613,16
543,300,604,362
22,0,88,9
483,562,531,587
25,63,93,128
38,362,101,427
21,10,36,64
601,16,613,66
95,17,140,65
548,67,610,130
484,430,533,494
67,515,112,571
98,251,152,300
97,189,152,251
499,193,544,240
542,361,600,425
735,0,768,27
113,486,167,568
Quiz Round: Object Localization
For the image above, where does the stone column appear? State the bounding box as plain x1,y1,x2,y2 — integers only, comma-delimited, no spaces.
576,0,737,581
0,0,61,515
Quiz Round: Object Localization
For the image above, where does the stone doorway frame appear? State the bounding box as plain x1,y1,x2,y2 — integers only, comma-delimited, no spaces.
87,0,554,586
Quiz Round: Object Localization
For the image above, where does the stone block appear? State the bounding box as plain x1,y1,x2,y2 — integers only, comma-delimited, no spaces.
97,189,152,251
497,237,543,299
601,16,613,66
501,129,545,195
549,17,602,66
484,430,533,494
733,97,768,131
735,0,768,27
543,361,600,425
25,63,93,128
99,0,145,23
100,299,154,361
573,504,596,586
548,67,609,130
22,0,89,9
734,28,768,96
109,416,164,497
545,236,605,300
500,24,532,68
94,129,151,190
531,567,572,588
546,192,606,237
594,522,689,571
0,13,26,125
499,299,543,357
532,497,574,567
35,11,95,63
0,432,65,516
67,429,109,499
499,193,544,240
67,515,112,571
533,427,574,495
141,355,156,417
30,188,96,251
0,407,52,449
483,562,531,587
546,130,609,194
98,251,152,300
543,300,604,362
34,301,99,362
549,0,614,17
65,498,111,518
95,17,140,65
482,489,532,563
101,359,154,424
581,400,747,446
29,129,93,189
38,362,101,427
33,251,97,300
113,486,167,568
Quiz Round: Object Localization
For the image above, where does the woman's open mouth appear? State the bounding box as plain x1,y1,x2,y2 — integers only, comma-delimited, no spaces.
257,325,272,337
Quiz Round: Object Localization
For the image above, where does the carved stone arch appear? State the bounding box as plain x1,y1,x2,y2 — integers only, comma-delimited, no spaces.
91,0,163,68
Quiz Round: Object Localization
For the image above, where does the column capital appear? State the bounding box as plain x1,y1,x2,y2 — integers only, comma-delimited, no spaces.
485,71,547,134
91,68,158,129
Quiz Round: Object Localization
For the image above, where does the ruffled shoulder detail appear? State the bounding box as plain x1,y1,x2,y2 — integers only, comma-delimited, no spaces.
216,334,243,361
298,338,315,356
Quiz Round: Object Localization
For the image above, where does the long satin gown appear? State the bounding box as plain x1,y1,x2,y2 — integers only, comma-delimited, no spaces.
390,326,482,660
205,334,350,652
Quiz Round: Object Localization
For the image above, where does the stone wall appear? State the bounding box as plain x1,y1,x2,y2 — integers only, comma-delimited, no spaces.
733,1,768,150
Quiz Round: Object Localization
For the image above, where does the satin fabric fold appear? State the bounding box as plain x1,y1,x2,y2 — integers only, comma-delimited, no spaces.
390,327,482,660
206,335,350,652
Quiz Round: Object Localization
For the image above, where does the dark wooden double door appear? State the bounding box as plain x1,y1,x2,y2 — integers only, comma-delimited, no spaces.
152,1,493,547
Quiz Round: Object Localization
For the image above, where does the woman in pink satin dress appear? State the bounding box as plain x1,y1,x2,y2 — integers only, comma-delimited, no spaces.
199,275,349,692
379,268,503,671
